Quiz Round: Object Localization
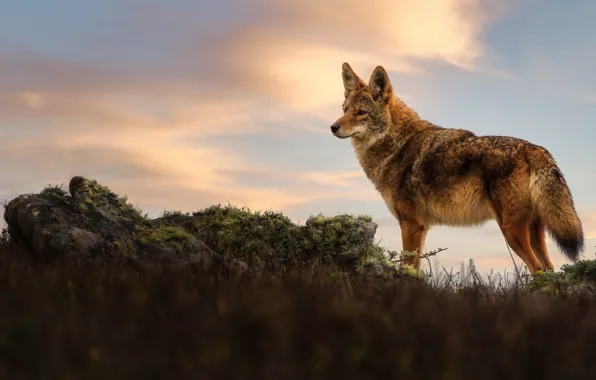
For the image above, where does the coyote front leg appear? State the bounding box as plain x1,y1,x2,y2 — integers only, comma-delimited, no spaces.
399,219,427,270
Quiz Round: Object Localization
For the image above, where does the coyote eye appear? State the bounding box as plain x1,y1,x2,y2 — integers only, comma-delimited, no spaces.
356,110,368,116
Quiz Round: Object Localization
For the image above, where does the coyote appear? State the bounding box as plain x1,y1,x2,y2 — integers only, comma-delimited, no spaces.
330,62,584,274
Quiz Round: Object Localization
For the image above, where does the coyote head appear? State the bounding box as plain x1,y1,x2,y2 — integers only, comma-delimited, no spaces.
330,62,394,140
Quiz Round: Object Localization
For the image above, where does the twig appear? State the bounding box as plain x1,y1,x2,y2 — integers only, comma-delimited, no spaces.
390,247,448,264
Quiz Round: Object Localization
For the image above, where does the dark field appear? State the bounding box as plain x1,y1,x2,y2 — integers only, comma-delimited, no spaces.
2,240,596,380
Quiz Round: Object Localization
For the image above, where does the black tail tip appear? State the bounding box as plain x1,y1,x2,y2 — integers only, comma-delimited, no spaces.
555,235,585,262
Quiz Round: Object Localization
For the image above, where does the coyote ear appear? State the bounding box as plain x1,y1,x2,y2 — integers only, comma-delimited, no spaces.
369,66,393,102
342,62,366,98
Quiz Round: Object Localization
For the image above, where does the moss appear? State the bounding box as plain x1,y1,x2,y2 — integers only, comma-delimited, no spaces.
137,226,194,254
146,204,387,268
191,204,304,267
138,226,193,245
188,205,393,272
160,210,189,218
79,179,114,200
528,260,596,296
400,264,424,279
356,214,373,222
560,259,596,282
114,195,147,222
309,214,327,225
302,213,383,269
40,184,68,198
399,250,418,261
74,179,148,223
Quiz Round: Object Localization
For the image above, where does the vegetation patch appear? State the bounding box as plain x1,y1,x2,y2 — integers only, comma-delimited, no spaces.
1,237,596,379
528,259,596,298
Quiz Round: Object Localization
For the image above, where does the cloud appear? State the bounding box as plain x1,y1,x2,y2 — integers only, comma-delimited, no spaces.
212,0,495,110
0,91,158,130
2,0,497,121
300,171,365,187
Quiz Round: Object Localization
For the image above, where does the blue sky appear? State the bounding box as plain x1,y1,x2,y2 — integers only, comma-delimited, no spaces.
1,0,595,274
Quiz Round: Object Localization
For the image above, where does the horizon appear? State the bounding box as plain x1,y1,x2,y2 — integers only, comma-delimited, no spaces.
1,0,595,274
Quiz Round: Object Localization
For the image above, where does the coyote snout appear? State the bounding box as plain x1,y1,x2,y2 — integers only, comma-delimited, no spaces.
330,123,353,139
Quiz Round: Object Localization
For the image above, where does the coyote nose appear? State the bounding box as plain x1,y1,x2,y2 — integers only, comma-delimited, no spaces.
330,124,340,133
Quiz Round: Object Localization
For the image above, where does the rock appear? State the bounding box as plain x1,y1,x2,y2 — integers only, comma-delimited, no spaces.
3,177,214,267
3,176,398,276
4,190,105,260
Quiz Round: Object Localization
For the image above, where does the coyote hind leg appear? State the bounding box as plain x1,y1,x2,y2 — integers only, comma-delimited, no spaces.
497,218,545,275
529,217,555,272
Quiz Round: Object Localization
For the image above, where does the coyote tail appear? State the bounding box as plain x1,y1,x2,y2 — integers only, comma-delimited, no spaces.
527,148,584,261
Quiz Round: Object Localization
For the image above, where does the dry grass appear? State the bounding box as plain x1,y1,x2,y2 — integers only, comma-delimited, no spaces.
1,233,596,380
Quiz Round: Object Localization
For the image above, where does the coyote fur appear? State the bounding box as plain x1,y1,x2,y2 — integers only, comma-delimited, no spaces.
330,62,584,274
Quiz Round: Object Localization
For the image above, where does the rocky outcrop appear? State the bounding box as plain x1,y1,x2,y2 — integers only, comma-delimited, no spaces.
4,177,215,268
3,176,400,276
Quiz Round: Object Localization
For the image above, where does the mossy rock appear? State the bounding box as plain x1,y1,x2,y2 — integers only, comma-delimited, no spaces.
69,176,148,225
188,204,304,271
186,207,398,274
303,213,381,267
3,177,213,267
4,176,401,276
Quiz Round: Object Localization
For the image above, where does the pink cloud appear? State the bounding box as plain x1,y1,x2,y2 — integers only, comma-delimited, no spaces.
213,0,499,110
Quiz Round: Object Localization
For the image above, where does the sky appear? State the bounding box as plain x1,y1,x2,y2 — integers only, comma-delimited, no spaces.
1,0,595,275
